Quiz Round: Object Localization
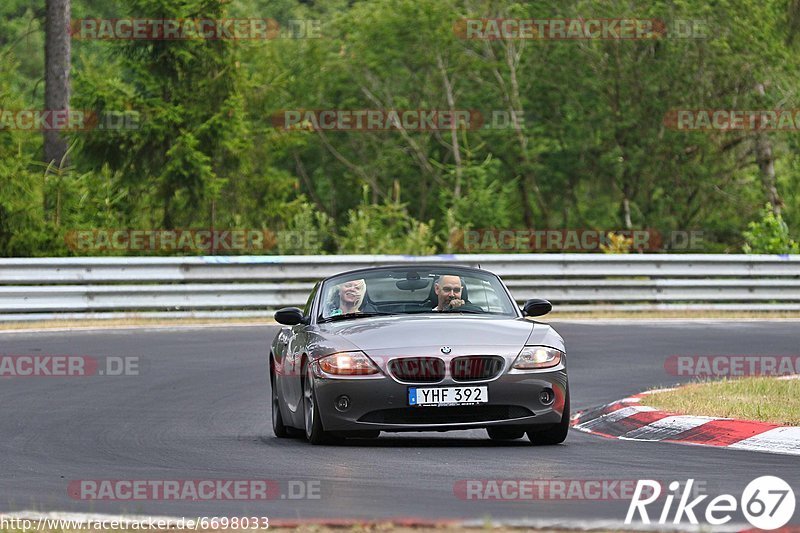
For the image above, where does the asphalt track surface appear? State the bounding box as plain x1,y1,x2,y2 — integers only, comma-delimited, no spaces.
1,322,798,526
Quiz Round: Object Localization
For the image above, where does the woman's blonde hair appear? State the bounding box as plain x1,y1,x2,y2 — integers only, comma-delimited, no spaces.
327,279,366,312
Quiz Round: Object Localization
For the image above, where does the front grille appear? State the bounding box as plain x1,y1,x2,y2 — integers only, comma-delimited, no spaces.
388,357,445,383
359,405,533,425
451,356,505,381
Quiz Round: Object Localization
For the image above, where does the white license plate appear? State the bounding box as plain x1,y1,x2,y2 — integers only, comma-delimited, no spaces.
408,386,488,406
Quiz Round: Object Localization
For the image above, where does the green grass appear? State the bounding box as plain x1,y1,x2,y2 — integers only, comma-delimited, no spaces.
641,377,800,426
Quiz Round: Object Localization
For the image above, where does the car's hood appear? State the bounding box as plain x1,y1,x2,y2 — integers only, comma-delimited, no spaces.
316,314,534,352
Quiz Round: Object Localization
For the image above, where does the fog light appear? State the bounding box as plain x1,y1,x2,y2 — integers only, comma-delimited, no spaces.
539,389,554,405
335,395,351,411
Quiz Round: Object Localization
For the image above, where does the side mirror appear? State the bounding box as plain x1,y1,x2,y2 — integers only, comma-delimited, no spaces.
275,307,306,326
522,298,552,317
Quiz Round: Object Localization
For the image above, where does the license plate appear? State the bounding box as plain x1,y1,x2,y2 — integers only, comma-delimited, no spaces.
408,386,488,407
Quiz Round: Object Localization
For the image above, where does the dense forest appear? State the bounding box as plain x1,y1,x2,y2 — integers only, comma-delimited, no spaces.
1,0,799,256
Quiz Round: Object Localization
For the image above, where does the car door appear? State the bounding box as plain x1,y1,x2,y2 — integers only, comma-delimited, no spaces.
281,283,318,416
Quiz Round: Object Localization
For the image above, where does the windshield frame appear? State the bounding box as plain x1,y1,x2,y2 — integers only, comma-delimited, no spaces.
314,266,522,324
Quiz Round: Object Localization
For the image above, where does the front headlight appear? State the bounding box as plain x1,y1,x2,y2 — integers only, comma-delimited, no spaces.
317,351,380,375
512,346,563,369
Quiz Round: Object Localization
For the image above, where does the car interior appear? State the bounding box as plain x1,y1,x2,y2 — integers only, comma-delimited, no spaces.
330,275,493,315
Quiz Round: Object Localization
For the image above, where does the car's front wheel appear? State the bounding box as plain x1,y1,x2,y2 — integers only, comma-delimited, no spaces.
526,391,570,445
303,362,335,445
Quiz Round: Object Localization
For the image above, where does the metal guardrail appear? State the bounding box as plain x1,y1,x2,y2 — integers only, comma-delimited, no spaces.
0,254,798,319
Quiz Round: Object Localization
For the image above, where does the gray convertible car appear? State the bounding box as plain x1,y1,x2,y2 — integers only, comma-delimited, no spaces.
269,265,569,445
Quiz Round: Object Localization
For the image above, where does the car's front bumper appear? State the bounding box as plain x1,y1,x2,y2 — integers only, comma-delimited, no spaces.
312,367,568,432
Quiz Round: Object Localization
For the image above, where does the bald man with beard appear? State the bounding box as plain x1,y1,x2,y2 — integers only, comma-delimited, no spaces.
433,275,466,311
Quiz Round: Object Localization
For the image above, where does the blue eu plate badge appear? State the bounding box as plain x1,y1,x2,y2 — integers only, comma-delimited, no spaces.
408,388,417,406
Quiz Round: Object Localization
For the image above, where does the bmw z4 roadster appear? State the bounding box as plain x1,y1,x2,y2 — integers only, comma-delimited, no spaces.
269,265,569,445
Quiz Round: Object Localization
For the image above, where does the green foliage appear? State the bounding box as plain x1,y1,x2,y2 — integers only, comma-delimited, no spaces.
0,160,52,256
438,155,518,252
337,188,436,255
2,0,800,256
743,204,799,254
600,233,633,254
277,207,335,255
440,156,515,231
0,53,52,256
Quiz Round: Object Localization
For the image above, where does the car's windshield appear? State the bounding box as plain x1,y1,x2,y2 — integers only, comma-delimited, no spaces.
319,268,518,320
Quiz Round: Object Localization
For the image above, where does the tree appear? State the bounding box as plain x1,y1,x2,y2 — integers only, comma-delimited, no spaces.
43,0,70,166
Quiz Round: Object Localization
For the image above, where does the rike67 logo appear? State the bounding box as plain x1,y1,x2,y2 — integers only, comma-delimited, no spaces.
626,476,796,530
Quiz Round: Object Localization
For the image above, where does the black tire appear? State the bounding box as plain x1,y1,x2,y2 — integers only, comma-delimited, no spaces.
486,427,525,440
303,362,335,445
526,390,570,445
270,359,290,438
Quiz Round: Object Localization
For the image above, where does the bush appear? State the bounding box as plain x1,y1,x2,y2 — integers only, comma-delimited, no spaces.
742,204,799,254
439,156,517,253
337,190,436,255
600,232,634,254
277,207,335,255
